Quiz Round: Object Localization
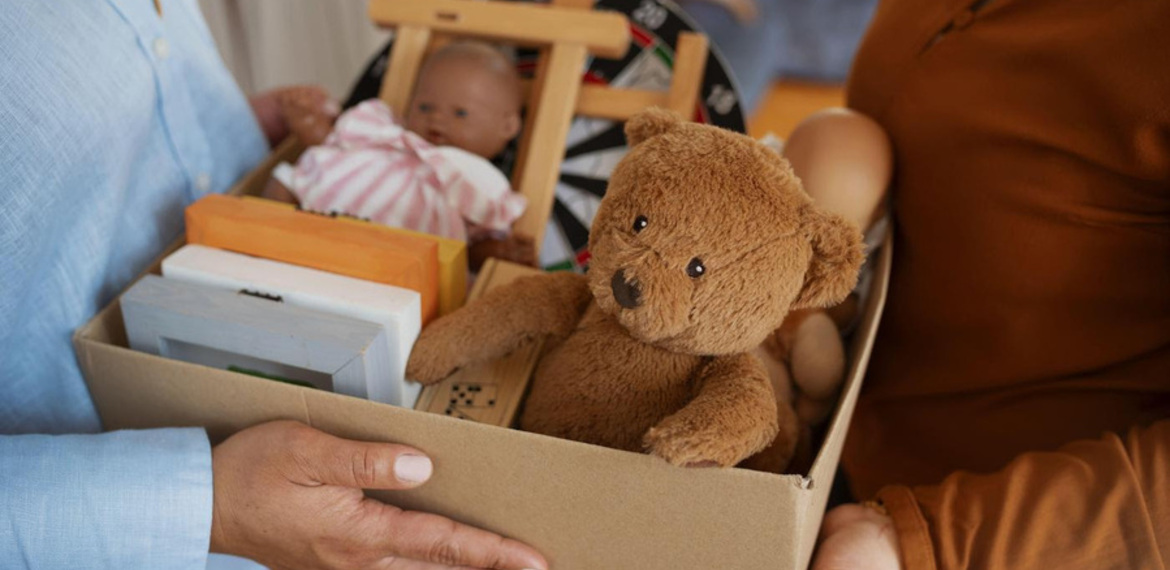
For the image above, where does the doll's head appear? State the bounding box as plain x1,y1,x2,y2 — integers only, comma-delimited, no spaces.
404,42,523,159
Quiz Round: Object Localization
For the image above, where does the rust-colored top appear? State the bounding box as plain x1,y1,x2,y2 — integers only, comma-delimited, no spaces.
842,0,1170,567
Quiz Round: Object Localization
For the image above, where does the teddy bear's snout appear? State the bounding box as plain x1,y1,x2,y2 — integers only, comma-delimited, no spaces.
610,269,642,309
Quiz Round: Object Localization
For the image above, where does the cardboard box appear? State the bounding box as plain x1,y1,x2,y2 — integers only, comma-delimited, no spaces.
73,143,891,570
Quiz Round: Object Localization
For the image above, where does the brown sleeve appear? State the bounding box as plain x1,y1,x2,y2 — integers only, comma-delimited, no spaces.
878,420,1170,570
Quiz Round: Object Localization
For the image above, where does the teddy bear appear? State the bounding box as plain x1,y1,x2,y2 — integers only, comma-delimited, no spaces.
406,107,864,469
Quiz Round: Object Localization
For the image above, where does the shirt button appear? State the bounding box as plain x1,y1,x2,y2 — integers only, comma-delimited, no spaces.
152,37,171,59
194,173,212,193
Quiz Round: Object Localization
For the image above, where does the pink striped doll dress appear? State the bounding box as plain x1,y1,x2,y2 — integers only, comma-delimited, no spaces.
279,100,526,242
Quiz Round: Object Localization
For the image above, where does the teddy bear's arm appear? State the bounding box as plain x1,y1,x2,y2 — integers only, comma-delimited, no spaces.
642,353,780,467
405,272,592,384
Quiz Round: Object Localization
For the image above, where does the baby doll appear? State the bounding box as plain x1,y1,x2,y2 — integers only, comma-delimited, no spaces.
265,41,536,269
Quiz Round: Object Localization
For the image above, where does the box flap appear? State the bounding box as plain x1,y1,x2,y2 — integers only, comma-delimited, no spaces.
76,324,814,569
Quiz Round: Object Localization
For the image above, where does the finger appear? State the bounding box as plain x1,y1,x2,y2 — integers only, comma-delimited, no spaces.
294,428,434,490
371,506,548,570
374,557,485,570
819,503,877,538
321,97,341,117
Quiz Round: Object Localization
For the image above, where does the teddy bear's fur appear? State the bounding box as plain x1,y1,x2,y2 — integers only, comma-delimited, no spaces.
407,108,864,468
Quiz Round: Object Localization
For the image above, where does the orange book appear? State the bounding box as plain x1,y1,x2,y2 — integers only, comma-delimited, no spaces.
186,194,440,324
242,197,468,317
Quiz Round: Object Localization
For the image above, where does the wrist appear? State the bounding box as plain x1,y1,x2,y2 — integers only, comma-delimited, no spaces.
208,444,235,556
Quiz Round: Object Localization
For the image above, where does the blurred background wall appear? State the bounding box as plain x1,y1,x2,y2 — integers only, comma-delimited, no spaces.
198,0,389,98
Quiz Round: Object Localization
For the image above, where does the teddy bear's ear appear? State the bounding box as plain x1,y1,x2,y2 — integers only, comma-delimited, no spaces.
791,208,865,310
625,107,684,147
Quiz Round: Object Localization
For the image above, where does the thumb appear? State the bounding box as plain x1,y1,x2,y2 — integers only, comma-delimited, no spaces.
297,429,435,490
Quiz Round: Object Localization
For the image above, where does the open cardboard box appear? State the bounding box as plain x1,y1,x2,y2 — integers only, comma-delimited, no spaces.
74,141,891,570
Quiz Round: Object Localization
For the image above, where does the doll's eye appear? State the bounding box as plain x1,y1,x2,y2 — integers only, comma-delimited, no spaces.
686,258,706,279
418,103,433,113
633,215,648,233
454,108,468,118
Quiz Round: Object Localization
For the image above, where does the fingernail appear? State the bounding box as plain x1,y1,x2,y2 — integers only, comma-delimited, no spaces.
394,454,433,483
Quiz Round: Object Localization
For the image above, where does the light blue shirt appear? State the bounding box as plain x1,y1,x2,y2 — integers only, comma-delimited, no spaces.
0,0,268,567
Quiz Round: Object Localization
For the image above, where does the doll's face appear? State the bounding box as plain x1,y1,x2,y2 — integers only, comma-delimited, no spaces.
404,54,522,159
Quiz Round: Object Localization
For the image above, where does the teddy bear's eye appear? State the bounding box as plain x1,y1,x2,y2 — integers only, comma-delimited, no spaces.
686,258,706,279
633,215,648,233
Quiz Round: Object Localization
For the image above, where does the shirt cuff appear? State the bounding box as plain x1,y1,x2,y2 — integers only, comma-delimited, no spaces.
877,485,939,570
0,428,213,570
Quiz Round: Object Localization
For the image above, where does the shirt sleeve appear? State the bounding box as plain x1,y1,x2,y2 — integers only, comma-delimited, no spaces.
878,420,1169,570
435,147,527,234
0,428,214,570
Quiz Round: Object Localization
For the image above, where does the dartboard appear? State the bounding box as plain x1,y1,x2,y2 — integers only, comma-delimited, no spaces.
344,0,746,272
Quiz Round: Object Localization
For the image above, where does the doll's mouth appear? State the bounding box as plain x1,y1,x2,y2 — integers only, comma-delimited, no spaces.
424,129,447,145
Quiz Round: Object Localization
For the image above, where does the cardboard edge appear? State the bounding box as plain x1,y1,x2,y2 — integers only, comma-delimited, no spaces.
793,228,894,568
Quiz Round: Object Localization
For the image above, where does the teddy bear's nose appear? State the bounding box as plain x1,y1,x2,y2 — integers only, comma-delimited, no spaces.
611,269,642,309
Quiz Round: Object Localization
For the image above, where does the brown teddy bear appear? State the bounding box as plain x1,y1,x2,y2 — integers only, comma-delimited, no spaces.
406,108,863,468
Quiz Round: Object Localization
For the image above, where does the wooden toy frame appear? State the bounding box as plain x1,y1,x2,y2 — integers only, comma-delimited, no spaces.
122,276,393,402
368,0,709,251
162,244,424,407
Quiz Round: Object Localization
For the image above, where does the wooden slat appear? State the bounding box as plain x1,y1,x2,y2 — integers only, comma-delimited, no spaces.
368,0,630,59
665,32,708,117
511,51,552,200
379,26,432,118
522,80,668,121
576,85,668,120
517,33,708,121
510,43,589,245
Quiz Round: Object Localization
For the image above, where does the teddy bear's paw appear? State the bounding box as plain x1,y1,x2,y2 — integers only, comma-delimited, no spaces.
643,419,752,468
404,342,462,385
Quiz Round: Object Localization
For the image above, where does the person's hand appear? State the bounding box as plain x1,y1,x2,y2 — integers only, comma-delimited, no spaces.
812,503,903,570
210,420,548,570
249,85,340,147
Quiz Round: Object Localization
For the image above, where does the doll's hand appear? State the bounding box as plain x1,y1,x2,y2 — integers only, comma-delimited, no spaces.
468,234,537,271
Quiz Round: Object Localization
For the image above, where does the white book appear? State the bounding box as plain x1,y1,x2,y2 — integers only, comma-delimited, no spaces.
162,244,423,406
